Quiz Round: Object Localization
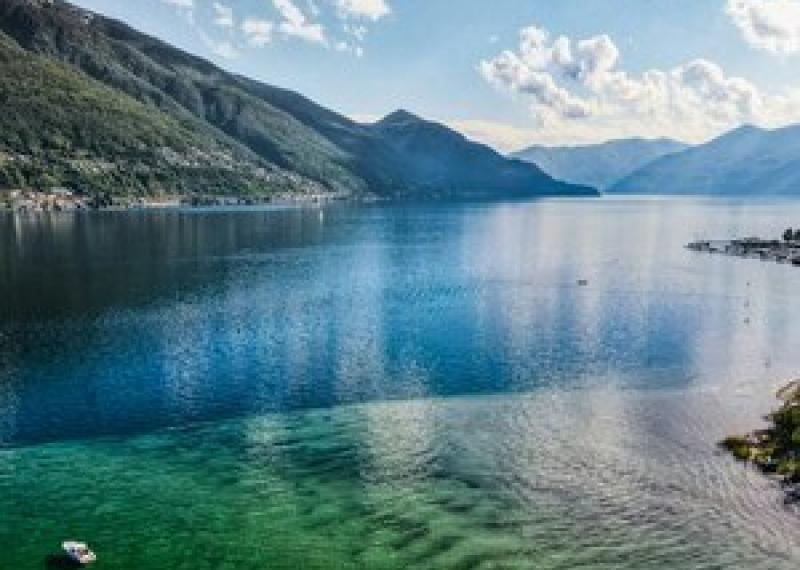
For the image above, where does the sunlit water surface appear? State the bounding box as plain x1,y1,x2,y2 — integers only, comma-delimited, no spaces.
1,198,800,568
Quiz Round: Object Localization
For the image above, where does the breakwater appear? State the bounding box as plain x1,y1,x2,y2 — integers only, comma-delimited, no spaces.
687,237,800,266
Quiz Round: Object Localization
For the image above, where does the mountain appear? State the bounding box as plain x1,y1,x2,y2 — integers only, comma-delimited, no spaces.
0,26,301,196
612,124,800,195
368,110,592,199
512,138,688,190
0,0,596,199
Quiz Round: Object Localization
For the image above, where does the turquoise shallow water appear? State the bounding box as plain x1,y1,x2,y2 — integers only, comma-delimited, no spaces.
2,390,799,569
2,198,800,568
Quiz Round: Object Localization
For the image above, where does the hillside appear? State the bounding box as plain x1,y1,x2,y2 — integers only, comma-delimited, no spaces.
0,29,307,196
512,138,688,190
370,110,589,199
0,0,595,199
612,125,800,195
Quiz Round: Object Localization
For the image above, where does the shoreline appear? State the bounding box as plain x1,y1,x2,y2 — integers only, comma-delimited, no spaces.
721,380,800,502
0,189,377,214
687,237,800,266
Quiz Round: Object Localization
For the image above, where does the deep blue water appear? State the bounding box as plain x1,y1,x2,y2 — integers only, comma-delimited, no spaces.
3,198,800,569
2,198,800,447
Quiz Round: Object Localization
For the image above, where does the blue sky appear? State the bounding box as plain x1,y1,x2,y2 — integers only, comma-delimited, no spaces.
73,0,800,150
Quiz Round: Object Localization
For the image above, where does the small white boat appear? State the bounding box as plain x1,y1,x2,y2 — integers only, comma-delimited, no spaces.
62,541,96,565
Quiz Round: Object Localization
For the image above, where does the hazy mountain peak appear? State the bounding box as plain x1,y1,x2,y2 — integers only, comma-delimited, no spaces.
716,123,766,142
513,137,689,190
378,109,423,125
612,123,800,195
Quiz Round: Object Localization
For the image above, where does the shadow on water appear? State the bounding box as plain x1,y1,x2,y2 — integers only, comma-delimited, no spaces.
0,207,333,320
44,554,81,569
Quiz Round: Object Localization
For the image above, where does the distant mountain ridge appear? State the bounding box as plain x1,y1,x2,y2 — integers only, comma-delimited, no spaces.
0,0,596,199
612,124,800,195
512,138,688,190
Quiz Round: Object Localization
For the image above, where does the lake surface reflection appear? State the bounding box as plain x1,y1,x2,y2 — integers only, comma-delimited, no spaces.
1,198,799,568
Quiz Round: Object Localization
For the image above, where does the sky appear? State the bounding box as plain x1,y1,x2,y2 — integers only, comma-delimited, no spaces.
72,0,800,151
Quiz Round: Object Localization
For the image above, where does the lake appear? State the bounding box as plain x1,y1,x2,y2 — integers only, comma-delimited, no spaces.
1,197,799,569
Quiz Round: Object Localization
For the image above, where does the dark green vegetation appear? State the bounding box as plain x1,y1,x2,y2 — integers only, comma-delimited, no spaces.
0,0,595,199
613,124,800,195
783,228,800,242
722,381,800,490
0,28,297,196
512,137,688,190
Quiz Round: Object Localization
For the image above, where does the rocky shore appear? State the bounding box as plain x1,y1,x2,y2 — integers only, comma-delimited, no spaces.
722,380,800,501
687,234,800,266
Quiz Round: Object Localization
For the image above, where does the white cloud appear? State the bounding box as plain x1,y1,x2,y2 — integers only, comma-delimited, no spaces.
195,27,239,59
727,0,800,54
480,24,800,144
170,1,236,59
329,0,387,55
242,18,274,46
273,0,327,45
334,40,364,57
343,22,368,41
212,41,239,59
334,0,390,21
162,0,193,7
446,120,542,153
161,0,375,57
213,2,234,28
